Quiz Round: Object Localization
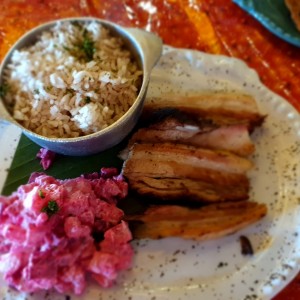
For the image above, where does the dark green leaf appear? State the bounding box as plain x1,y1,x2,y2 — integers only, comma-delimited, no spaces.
1,134,145,216
2,134,126,195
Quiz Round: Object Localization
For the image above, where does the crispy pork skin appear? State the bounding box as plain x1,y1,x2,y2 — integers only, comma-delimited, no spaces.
125,201,267,240
122,143,252,202
143,93,265,128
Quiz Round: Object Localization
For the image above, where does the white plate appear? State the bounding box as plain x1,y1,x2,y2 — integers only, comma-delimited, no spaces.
1,46,300,300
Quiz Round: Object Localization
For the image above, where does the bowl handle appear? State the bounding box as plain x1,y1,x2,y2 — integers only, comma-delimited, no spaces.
126,28,163,72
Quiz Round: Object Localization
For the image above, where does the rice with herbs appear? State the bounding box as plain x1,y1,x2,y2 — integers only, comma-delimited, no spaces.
3,21,142,138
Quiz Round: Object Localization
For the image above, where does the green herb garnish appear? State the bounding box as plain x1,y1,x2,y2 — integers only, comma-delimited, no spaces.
38,189,45,198
84,96,91,104
61,26,96,61
81,29,96,61
0,84,10,97
63,45,71,52
41,200,59,217
34,89,40,95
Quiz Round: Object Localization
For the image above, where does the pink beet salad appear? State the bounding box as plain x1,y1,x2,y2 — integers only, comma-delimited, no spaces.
0,168,133,295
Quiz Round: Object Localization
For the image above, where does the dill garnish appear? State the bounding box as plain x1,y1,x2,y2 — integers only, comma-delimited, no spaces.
0,84,10,97
81,29,96,61
62,25,96,61
41,200,59,217
63,45,71,51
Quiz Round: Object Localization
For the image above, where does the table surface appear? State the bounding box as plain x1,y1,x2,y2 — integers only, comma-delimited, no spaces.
0,0,299,299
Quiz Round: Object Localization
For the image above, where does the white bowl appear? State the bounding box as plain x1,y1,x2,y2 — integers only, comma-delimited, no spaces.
0,17,162,155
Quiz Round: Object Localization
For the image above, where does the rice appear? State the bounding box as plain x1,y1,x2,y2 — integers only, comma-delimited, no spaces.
2,21,142,138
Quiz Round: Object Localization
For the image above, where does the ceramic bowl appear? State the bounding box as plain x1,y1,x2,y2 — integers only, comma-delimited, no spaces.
0,17,162,155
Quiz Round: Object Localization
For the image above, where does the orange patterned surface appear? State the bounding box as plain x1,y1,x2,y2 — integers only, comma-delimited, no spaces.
0,0,299,298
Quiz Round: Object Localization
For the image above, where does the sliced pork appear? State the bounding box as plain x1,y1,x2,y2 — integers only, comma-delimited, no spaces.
129,123,255,157
125,201,267,240
122,143,253,202
143,93,265,129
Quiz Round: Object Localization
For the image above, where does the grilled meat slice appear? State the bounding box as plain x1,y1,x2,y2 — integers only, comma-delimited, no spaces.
127,176,249,202
124,143,253,175
129,123,255,157
125,201,267,240
122,143,252,202
143,93,265,129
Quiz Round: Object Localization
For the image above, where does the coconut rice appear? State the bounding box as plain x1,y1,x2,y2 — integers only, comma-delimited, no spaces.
2,21,142,138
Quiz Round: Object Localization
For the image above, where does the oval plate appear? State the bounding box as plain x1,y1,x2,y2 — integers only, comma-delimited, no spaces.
1,46,300,300
234,0,300,47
